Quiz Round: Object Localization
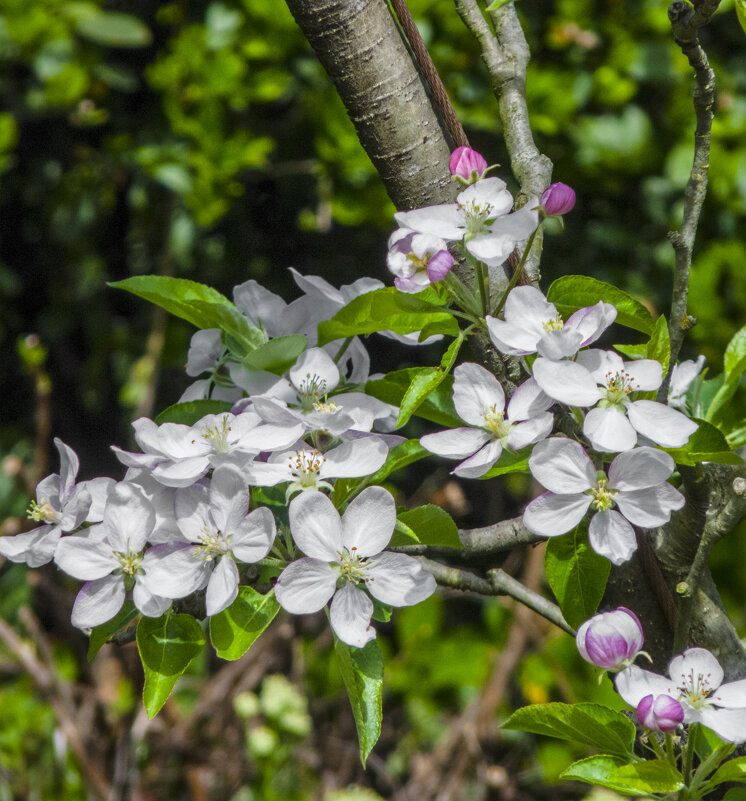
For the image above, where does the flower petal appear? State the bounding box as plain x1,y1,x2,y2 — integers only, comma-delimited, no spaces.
329,584,376,648
583,407,638,453
174,483,212,543
588,510,638,565
290,347,340,395
209,464,249,534
625,359,663,392
564,302,617,348
697,708,746,744
523,492,591,537
152,457,211,487
104,482,154,552
320,437,388,479
506,377,554,422
608,447,675,491
0,526,61,567
536,329,584,360
231,507,276,563
528,438,596,493
615,484,684,528
54,438,80,498
506,414,554,451
205,557,239,616
342,486,396,557
132,580,171,618
288,491,343,559
71,575,125,630
366,552,436,606
394,205,465,240
54,536,116,580
615,665,677,708
140,545,211,599
668,648,724,692
452,362,505,425
453,439,503,478
627,401,699,448
532,358,602,407
420,428,491,460
275,558,337,614
711,677,746,708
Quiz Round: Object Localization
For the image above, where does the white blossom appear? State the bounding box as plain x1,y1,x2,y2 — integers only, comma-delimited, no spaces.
668,355,705,410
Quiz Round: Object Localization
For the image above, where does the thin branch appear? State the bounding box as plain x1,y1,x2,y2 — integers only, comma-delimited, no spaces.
658,0,720,399
417,556,574,635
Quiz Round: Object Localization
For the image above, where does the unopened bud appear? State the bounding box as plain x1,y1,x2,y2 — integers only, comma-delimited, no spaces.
540,182,576,216
733,476,746,496
449,146,488,184
576,607,644,670
637,694,684,732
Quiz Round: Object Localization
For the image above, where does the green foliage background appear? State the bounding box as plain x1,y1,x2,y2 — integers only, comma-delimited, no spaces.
0,0,745,798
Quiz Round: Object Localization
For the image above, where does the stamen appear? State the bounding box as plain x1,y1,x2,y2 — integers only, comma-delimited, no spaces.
201,415,233,453
27,499,62,524
589,478,617,511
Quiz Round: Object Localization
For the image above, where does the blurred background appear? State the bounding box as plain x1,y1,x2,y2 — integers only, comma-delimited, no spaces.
1,1,745,798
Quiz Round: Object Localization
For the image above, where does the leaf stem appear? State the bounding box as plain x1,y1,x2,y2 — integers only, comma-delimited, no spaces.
332,336,354,364
493,226,539,317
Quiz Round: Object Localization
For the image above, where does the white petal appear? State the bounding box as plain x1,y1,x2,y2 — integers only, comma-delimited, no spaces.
366,552,436,606
71,576,125,629
625,359,663,392
329,584,376,648
420,428,490,460
133,580,171,618
506,377,554,422
458,177,512,213
465,233,515,266
608,447,675,490
152,456,211,487
275,558,337,614
140,545,211,599
711,677,746,708
698,709,746,744
532,358,602,407
342,486,396,557
231,507,276,563
55,536,116,580
615,665,677,708
522,492,591,537
0,526,61,567
394,205,465,240
53,438,80,498
452,363,505,425
615,484,684,528
233,279,287,329
528,438,595,493
575,349,623,382
536,329,584,360
584,407,638,453
244,460,294,487
320,437,388,479
627,401,699,448
288,491,343,559
668,648,724,691
453,439,503,478
209,464,249,534
564,303,617,348
81,477,114,522
588,510,638,565
104,482,154,552
505,414,553,450
485,317,542,355
290,347,340,394
503,285,558,328
205,557,239,616
174,483,212,543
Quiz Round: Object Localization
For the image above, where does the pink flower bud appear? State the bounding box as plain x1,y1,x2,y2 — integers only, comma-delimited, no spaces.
637,694,684,732
540,182,576,216
576,607,644,670
449,146,488,183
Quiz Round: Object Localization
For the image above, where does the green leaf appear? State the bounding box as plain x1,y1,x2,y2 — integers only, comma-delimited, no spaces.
725,324,746,376
137,613,206,718
663,419,741,465
547,276,654,334
645,315,670,375
396,334,464,427
561,756,684,796
155,399,233,426
478,446,531,478
738,0,746,36
333,439,428,507
544,527,610,629
76,12,152,48
397,504,461,548
109,276,266,352
613,343,647,360
725,789,746,801
389,519,421,547
707,756,746,788
318,288,459,344
366,369,461,428
503,703,636,758
88,601,139,660
334,636,383,766
209,587,280,661
241,334,307,374
485,0,514,10
693,723,729,760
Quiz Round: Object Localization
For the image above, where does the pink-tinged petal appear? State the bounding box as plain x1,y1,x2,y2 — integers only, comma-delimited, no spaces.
584,407,638,453
576,607,643,669
366,552,436,606
290,348,340,395
485,317,543,355
668,648,724,692
53,438,80,498
205,557,239,616
541,182,576,216
329,584,376,648
132,580,171,618
152,456,211,487
528,438,596,493
342,487,396,557
449,146,488,181
288,491,343,559
506,414,553,450
395,275,430,293
565,302,617,348
71,576,126,629
536,328,584,360
523,492,591,537
209,464,249,534
615,665,677,708
275,558,337,614
532,358,602,407
507,377,554,421
625,359,663,392
0,525,61,567
394,205,465,240
174,483,212,543
453,362,505,425
615,484,684,528
55,536,116,580
627,401,699,448
453,439,503,478
320,437,388,479
588,510,638,565
140,545,211,599
104,482,155,552
697,708,746,744
420,428,490,460
608,447,675,490
426,250,454,282
231,507,276,563
711,677,746,708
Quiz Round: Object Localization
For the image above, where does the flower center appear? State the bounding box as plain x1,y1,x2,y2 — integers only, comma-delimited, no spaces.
201,416,232,453
288,449,326,488
312,398,339,415
482,406,512,439
589,478,617,511
112,548,143,577
676,668,715,710
337,546,371,585
27,499,62,525
298,373,328,411
458,200,497,239
196,526,231,560
600,370,637,408
407,252,430,275
542,315,564,332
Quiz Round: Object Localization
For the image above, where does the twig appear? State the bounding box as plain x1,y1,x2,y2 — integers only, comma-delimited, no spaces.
417,556,574,635
658,0,720,399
